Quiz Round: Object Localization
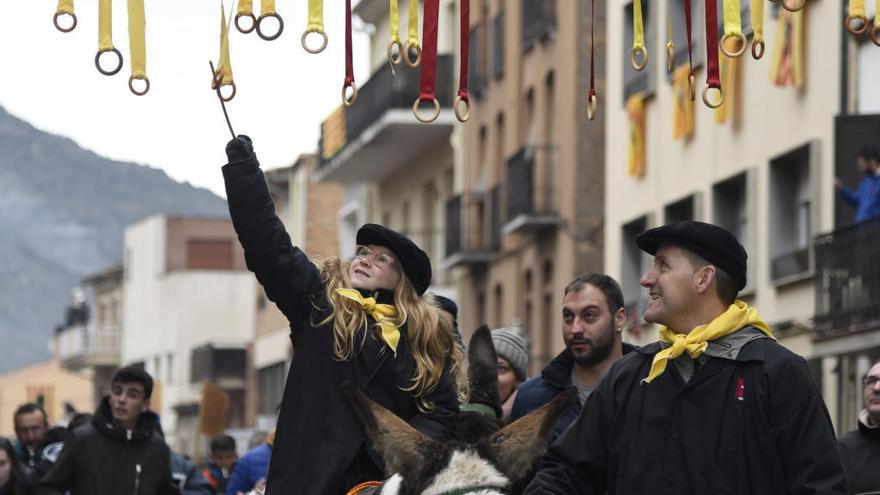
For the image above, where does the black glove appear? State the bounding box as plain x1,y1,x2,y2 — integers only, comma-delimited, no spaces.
225,135,255,163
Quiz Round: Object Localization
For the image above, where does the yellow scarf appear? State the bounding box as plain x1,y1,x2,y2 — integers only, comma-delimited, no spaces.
642,300,775,383
335,289,401,355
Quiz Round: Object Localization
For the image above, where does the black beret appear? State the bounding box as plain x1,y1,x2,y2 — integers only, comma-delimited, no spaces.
356,224,432,295
434,295,458,321
635,221,748,291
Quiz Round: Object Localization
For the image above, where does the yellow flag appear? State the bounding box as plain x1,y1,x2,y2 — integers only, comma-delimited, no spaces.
672,66,694,141
769,9,804,89
627,93,646,178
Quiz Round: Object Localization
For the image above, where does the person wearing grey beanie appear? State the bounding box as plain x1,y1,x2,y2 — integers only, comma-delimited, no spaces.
492,328,529,423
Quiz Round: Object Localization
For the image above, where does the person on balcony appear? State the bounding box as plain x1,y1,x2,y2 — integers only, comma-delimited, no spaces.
836,147,880,224
221,135,464,494
525,221,847,494
838,360,880,493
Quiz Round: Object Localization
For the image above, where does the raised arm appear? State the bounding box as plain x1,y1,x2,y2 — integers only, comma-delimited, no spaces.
222,136,323,325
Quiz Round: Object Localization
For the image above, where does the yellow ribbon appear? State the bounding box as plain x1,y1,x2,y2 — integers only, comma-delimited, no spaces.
723,0,742,37
390,0,401,45
632,0,645,52
407,0,420,50
751,0,764,48
127,0,147,81
215,3,234,87
715,47,738,123
307,0,323,33
850,0,866,20
261,0,276,17
336,289,401,355
672,66,694,141
876,0,880,29
56,0,74,16
626,92,646,178
98,0,113,51
238,0,253,17
642,300,775,384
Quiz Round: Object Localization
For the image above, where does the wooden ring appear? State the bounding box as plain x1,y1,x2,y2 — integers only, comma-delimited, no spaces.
631,46,648,71
343,82,359,107
53,11,77,32
751,39,765,60
302,30,328,54
403,42,422,67
235,13,256,34
128,76,150,96
780,0,806,12
720,32,748,58
454,95,470,122
845,15,869,36
387,40,404,65
587,92,598,121
256,12,284,41
702,85,724,109
872,25,880,47
95,48,123,76
666,44,675,73
412,98,441,123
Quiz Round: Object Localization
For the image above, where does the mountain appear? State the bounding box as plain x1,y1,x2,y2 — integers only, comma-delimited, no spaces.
0,105,229,373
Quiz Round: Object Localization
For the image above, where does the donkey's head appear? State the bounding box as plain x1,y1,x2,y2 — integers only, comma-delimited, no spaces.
344,326,576,495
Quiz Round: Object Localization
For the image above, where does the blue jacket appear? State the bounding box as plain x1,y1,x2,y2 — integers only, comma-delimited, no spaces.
225,444,270,495
170,452,213,495
840,174,880,223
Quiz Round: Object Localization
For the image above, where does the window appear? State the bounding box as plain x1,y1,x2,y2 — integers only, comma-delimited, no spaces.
257,362,286,416
713,172,754,289
494,283,504,327
478,125,488,190
493,10,505,79
834,115,880,227
477,290,486,327
623,0,657,102
495,113,506,184
185,240,233,270
522,0,557,51
769,143,817,283
523,88,535,146
664,193,700,223
621,216,650,306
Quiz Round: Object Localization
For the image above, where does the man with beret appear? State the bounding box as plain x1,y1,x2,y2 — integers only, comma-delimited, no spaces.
525,221,848,494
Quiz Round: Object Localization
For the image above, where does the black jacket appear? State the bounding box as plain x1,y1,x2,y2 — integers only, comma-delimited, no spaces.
37,398,177,495
525,338,848,494
838,417,880,494
223,155,459,494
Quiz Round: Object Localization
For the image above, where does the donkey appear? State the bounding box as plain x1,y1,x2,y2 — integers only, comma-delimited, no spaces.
342,325,577,495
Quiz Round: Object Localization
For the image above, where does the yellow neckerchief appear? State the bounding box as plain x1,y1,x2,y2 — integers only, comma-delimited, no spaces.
127,0,148,94
642,300,775,384
336,289,401,355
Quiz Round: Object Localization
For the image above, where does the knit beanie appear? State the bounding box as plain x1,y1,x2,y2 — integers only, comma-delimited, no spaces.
491,328,529,381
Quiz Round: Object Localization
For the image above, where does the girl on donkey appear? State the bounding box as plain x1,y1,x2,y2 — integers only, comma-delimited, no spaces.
222,135,465,494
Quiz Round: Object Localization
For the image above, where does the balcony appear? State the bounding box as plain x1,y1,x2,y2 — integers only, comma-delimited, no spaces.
191,344,247,388
443,187,502,269
315,55,455,184
54,324,121,371
502,147,561,235
814,219,880,339
522,0,557,51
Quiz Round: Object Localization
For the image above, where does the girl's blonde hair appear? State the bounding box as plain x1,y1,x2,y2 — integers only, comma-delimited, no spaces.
316,257,467,411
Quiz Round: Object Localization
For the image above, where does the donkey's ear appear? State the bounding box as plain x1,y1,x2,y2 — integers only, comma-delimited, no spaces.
466,325,500,410
485,387,578,480
342,383,438,475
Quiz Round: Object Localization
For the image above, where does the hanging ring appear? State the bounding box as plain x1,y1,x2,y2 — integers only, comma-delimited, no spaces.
343,82,359,107
302,30,329,53
720,32,748,58
780,0,806,12
235,13,256,33
666,43,675,73
257,12,284,41
128,75,150,96
631,46,648,71
454,95,470,122
751,39,765,60
211,73,237,102
95,48,124,76
688,73,696,101
53,11,77,32
387,40,404,65
587,92,598,121
412,98,441,123
871,25,880,47
845,15,869,36
702,85,724,109
403,42,422,67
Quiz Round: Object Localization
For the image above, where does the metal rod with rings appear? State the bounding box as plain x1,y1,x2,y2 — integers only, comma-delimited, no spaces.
209,61,237,140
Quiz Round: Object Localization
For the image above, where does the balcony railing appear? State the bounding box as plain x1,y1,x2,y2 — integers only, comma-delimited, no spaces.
522,0,557,50
55,324,121,370
444,189,502,268
318,54,454,168
503,146,561,235
814,219,880,339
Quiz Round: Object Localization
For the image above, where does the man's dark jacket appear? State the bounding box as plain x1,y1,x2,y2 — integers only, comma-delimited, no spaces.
37,398,177,495
838,416,880,494
223,148,459,494
525,338,848,494
512,343,640,441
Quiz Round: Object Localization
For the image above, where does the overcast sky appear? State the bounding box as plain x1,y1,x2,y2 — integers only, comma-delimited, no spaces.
0,1,370,197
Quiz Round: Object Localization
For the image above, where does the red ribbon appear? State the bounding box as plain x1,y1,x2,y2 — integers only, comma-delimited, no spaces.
588,0,595,101
418,0,440,102
344,0,354,89
704,0,720,89
685,0,694,74
457,0,470,102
